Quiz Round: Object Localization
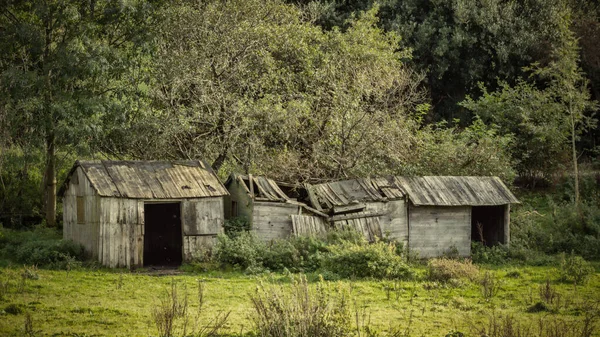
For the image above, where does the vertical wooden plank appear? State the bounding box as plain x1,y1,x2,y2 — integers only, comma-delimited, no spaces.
138,200,145,267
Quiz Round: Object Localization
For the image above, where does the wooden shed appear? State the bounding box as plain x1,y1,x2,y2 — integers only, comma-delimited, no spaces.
224,174,327,241
60,160,229,268
306,177,407,244
393,176,519,258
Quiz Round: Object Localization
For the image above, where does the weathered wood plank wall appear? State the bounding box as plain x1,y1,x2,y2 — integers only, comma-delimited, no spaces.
408,205,471,258
63,167,101,259
369,200,408,246
99,198,139,268
224,177,253,220
291,215,328,236
252,202,299,241
182,197,224,261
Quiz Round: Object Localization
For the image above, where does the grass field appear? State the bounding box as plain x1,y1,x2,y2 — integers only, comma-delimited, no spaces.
0,264,599,337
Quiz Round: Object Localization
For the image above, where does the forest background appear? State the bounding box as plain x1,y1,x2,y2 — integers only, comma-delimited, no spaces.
0,0,598,233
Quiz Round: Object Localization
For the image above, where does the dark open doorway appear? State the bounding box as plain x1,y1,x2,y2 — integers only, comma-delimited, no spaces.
471,206,506,247
144,203,182,266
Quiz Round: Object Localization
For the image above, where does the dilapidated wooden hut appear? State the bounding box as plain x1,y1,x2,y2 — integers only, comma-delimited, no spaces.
306,176,519,258
224,174,327,241
306,177,407,244
60,160,229,268
393,176,519,258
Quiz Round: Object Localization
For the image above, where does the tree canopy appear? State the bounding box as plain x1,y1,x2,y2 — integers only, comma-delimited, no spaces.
0,0,598,226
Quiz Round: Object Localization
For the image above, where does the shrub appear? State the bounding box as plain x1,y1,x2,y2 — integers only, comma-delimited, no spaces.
559,252,595,285
223,216,251,237
427,258,479,282
323,241,414,280
325,229,366,246
262,236,327,273
471,242,509,265
213,232,266,271
250,275,353,337
0,227,85,268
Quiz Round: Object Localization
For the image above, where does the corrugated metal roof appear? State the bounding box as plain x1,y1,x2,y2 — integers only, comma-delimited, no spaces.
393,176,519,206
307,177,404,210
61,160,228,199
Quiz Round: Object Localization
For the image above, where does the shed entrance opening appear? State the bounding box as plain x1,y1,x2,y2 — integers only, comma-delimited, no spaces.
144,203,183,266
471,206,505,247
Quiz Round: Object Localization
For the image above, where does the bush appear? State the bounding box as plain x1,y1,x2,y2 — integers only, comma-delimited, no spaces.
250,275,353,337
510,195,600,260
323,241,414,280
427,258,479,282
262,236,327,273
213,232,266,271
0,227,85,268
223,216,251,237
471,242,509,265
559,252,595,285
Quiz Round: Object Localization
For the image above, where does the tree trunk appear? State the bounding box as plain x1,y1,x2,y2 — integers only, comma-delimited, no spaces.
211,144,229,173
571,112,580,206
45,131,56,227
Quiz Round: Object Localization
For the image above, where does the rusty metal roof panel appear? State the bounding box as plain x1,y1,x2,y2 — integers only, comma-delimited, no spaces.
393,176,519,206
66,160,228,199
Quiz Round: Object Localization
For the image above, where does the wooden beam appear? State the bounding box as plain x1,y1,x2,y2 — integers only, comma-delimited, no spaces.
248,173,254,198
330,211,385,222
333,203,365,214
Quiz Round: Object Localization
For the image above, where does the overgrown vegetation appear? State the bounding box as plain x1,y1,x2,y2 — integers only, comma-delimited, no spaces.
212,230,414,280
0,226,85,268
250,275,352,337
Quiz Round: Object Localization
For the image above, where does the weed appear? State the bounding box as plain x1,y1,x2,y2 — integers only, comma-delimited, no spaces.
151,279,229,337
559,252,594,285
480,272,501,301
24,312,39,337
21,266,39,280
116,273,124,290
539,279,558,305
250,274,353,337
152,281,188,337
381,281,403,301
427,258,478,283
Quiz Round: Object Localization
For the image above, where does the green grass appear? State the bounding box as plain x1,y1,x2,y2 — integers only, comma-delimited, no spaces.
0,265,599,336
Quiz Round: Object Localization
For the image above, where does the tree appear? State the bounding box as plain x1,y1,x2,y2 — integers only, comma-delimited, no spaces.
529,9,598,203
0,1,160,226
461,6,597,194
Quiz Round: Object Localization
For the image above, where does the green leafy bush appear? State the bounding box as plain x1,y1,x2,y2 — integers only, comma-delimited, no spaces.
0,227,84,268
323,241,414,280
558,252,595,285
427,258,479,282
471,242,509,265
262,236,327,273
213,232,266,271
511,192,600,260
223,216,251,237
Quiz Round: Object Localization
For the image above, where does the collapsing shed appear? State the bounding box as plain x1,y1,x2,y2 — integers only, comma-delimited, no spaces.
60,160,229,268
224,174,328,240
393,176,519,258
306,176,519,258
306,177,407,243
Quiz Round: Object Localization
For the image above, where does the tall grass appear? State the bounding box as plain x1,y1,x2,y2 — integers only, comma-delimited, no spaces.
250,275,353,337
